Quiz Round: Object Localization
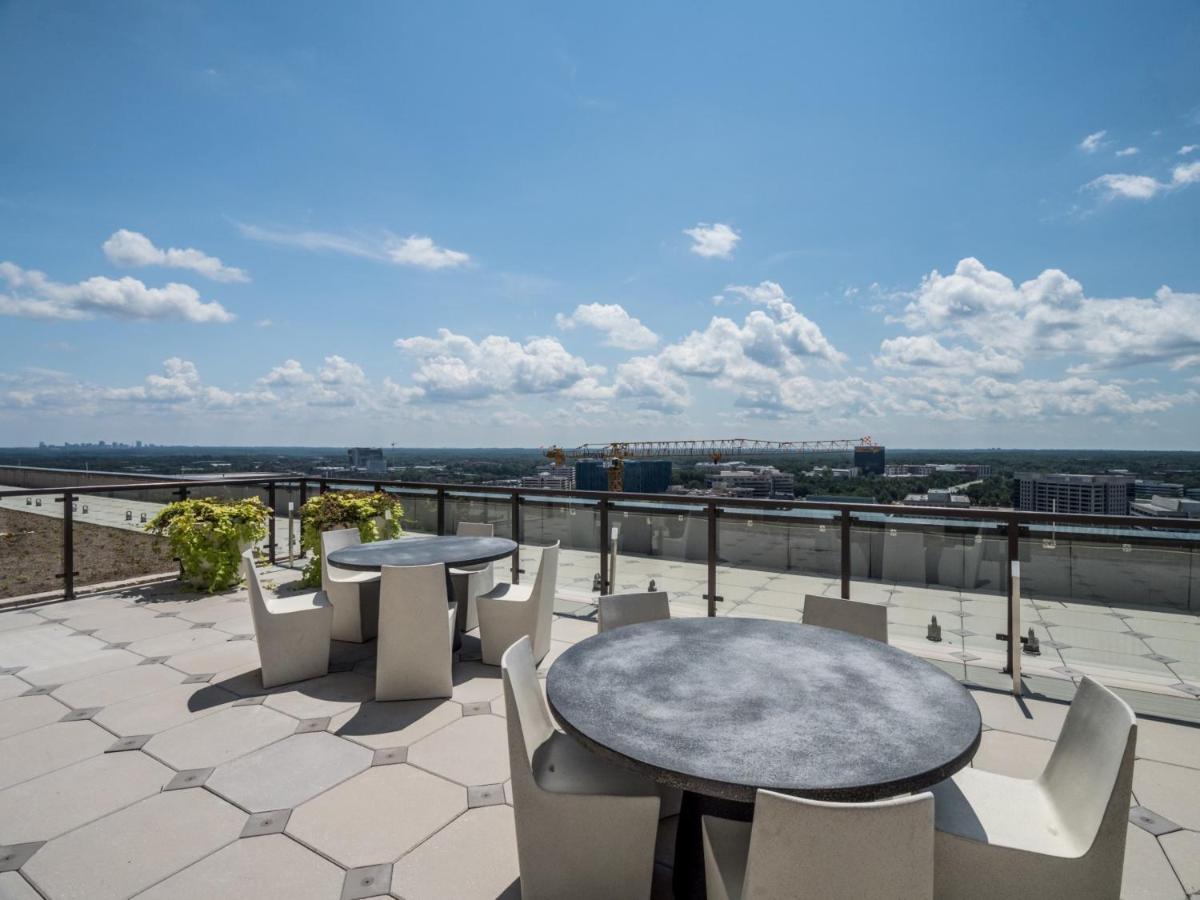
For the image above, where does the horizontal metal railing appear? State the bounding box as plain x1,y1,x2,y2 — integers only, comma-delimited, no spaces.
3,472,1199,683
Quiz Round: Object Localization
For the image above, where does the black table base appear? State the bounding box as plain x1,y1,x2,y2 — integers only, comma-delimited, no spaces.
674,790,754,900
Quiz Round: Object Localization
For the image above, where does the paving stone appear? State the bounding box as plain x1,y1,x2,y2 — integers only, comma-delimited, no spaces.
264,672,375,720
144,704,297,771
341,864,392,900
105,734,153,752
331,698,461,749
164,768,214,790
390,805,520,900
0,751,171,843
0,872,41,900
0,721,113,791
94,682,236,736
0,677,27,703
467,783,506,808
168,639,260,676
233,695,265,706
1136,716,1200,770
0,694,69,741
52,664,182,709
408,715,510,786
461,700,491,717
137,832,344,900
0,624,102,670
1122,823,1188,900
0,842,43,873
128,627,229,659
1129,805,1182,836
181,673,214,684
295,716,331,734
371,747,406,766
1134,760,1200,830
17,685,56,697
1160,829,1200,895
288,765,465,868
22,787,244,900
139,655,170,665
207,732,371,813
451,662,505,704
240,809,292,838
58,706,101,722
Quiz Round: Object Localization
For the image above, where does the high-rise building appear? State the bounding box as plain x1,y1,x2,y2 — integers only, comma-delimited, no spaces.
1133,479,1184,499
1015,473,1134,515
574,460,608,491
854,445,886,475
347,447,386,475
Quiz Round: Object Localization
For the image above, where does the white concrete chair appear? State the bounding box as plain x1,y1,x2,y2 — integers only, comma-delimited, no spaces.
477,542,560,666
702,788,934,900
242,550,333,689
320,528,381,643
449,521,495,633
930,677,1137,899
502,636,660,899
597,591,671,633
375,563,457,701
802,594,888,643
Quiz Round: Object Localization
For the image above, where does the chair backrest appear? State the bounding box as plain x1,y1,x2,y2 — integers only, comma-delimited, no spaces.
241,550,272,635
598,591,671,633
529,542,560,661
802,594,888,643
320,527,362,590
501,635,555,768
742,789,933,900
456,521,494,538
1038,676,1137,852
379,562,449,639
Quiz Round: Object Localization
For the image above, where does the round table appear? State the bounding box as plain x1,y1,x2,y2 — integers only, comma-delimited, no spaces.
545,617,981,898
328,536,518,652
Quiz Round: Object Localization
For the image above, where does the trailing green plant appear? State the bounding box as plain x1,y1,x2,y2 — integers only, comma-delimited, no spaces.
146,496,271,592
298,491,404,587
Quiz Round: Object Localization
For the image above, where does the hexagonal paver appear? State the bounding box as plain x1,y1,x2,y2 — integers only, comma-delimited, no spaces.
135,833,343,900
408,715,510,786
0,872,40,900
93,682,237,737
0,676,26,703
16,649,141,688
287,765,466,868
1122,823,1188,900
0,751,171,843
1133,759,1200,831
144,705,297,771
451,663,505,704
52,664,183,709
0,721,113,791
207,732,372,813
331,699,461,750
168,640,261,676
1159,828,1200,895
0,625,104,670
265,672,376,720
126,626,231,659
177,602,252,625
93,614,192,645
0,694,70,741
22,788,244,900
390,805,520,900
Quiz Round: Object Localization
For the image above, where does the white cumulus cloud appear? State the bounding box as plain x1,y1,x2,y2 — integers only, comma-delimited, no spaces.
102,230,249,283
1115,146,1139,157
0,262,233,323
684,222,740,259
238,223,470,270
1179,145,1198,156
555,303,658,350
1079,130,1108,153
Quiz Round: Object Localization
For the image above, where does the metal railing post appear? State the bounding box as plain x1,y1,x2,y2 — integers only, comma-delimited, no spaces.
840,509,851,600
319,478,328,495
267,482,277,564
1005,518,1019,683
706,502,719,617
436,488,446,536
511,491,521,585
60,491,75,600
599,499,610,594
297,480,309,559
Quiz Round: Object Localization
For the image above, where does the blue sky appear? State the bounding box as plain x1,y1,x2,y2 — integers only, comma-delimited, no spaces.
2,1,1199,448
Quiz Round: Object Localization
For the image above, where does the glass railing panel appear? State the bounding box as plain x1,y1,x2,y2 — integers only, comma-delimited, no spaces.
60,488,177,594
609,500,709,619
444,492,514,539
521,496,599,613
0,491,65,600
384,488,437,535
714,507,838,623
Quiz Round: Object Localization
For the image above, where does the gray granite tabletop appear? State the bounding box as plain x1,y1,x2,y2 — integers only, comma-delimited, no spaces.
326,535,517,571
546,617,981,802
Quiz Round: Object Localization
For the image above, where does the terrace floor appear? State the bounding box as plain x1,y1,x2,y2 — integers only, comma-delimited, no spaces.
0,549,1198,899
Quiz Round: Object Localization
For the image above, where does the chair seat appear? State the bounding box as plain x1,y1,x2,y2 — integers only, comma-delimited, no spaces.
268,590,332,615
532,730,660,798
449,563,488,576
478,581,534,604
327,566,381,586
701,815,752,900
932,768,1083,857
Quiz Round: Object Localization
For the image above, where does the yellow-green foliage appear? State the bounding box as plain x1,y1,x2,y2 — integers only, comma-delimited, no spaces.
298,491,403,587
146,496,271,592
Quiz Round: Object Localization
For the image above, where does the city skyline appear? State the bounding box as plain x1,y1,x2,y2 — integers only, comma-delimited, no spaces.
2,3,1200,449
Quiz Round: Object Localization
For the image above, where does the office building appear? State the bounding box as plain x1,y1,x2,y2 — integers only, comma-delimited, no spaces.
347,447,387,475
1133,480,1184,499
854,444,886,475
1015,473,1134,515
705,464,795,499
1130,496,1200,519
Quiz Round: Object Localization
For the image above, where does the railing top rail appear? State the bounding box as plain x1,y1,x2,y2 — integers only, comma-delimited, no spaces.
1,471,1198,532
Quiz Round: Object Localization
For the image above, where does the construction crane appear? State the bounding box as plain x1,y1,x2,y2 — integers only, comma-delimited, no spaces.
546,437,878,491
